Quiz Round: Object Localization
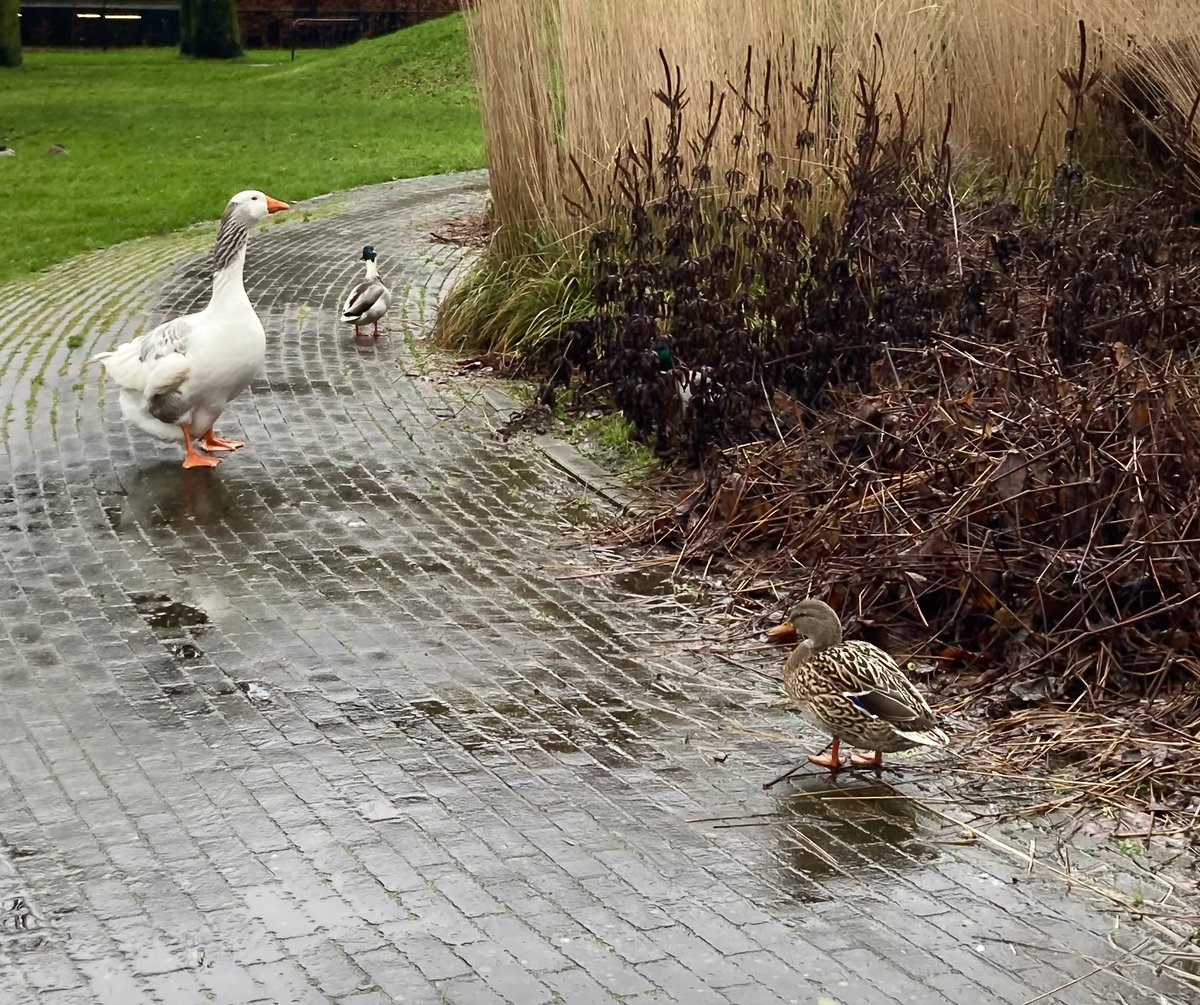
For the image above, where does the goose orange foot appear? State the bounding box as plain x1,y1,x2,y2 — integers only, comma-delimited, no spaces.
807,738,846,771
202,430,244,452
181,425,220,469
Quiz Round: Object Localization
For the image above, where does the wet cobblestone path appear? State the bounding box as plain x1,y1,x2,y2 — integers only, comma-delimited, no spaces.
0,173,1191,1004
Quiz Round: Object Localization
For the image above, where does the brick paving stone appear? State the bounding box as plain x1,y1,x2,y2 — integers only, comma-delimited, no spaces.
537,966,624,1005
436,975,509,1005
354,945,440,998
196,959,265,1004
719,985,796,1005
77,960,154,1004
474,914,570,974
455,940,554,1003
634,958,737,1004
16,992,86,1005
569,905,667,965
147,969,221,1005
284,936,372,998
0,169,1192,1005
555,933,654,997
396,935,472,983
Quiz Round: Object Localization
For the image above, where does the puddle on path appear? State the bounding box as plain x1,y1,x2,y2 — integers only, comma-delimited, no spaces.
609,567,675,598
369,677,687,762
705,779,941,903
0,895,38,939
103,462,288,535
130,592,211,632
0,845,40,946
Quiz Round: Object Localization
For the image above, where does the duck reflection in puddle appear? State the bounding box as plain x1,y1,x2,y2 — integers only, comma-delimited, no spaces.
768,778,937,892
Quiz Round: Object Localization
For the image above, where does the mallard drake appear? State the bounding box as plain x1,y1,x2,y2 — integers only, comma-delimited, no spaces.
92,189,289,469
771,599,948,771
341,245,392,338
653,342,709,415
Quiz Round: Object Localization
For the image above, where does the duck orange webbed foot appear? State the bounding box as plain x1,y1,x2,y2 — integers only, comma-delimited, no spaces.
202,430,244,452
806,737,846,772
850,750,884,769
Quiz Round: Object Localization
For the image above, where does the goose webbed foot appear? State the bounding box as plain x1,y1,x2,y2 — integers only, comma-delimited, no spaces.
202,430,244,452
181,425,220,468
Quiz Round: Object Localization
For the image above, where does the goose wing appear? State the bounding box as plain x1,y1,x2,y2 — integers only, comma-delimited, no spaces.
139,317,191,361
91,316,193,395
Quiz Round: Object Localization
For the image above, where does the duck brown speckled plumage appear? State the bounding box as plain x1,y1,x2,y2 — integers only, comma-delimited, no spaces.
774,599,948,771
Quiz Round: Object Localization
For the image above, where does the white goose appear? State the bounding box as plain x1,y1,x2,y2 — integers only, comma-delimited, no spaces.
92,189,288,469
340,245,392,338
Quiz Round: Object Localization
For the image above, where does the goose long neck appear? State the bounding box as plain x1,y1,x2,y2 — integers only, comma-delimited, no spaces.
210,210,251,303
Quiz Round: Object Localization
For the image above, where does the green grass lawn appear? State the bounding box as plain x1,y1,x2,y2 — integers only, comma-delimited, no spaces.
0,14,483,284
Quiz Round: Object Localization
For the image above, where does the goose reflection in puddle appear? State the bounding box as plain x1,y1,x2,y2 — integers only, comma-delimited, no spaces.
107,461,285,535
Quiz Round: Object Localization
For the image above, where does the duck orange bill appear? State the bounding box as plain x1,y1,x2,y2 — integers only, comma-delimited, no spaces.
265,196,290,214
766,621,798,643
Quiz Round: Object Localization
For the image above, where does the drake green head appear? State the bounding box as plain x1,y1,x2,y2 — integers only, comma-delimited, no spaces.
655,344,674,372
360,246,377,262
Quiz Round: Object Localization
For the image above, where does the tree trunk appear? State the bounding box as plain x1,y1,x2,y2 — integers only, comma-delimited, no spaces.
0,0,21,69
186,0,243,59
179,0,195,55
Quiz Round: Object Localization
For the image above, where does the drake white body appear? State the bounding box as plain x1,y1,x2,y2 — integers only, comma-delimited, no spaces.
341,253,392,336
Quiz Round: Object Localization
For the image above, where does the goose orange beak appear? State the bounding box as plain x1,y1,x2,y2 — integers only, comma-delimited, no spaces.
265,196,289,214
766,621,797,644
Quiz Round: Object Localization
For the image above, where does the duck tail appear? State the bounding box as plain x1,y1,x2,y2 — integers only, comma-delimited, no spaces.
894,726,949,748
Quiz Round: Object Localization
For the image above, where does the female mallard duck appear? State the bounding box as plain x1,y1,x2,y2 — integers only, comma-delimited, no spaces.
341,245,392,338
772,599,947,771
92,189,289,469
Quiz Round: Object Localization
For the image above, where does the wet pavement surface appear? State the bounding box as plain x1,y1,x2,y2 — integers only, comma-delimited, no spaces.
0,172,1193,1004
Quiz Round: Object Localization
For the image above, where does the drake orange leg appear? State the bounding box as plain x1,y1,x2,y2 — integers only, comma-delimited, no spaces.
202,429,244,452
372,321,382,338
181,425,220,469
808,737,845,771
850,749,884,768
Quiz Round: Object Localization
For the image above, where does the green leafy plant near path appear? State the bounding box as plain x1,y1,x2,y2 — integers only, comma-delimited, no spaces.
569,412,654,477
0,14,482,284
437,231,594,369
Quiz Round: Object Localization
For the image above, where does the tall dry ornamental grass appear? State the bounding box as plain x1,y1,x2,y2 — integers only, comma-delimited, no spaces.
465,0,1200,241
